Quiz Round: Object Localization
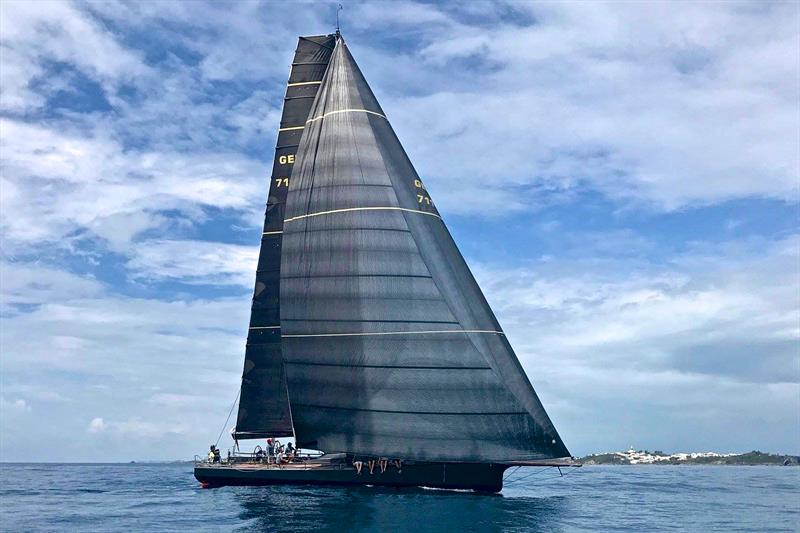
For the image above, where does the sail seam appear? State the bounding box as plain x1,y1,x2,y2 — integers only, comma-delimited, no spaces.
281,274,431,279
262,230,283,235
283,329,505,338
284,206,440,223
283,226,411,235
278,296,447,303
287,80,323,87
249,326,281,330
306,108,387,123
282,319,458,324
278,125,305,132
290,183,394,191
286,362,492,370
292,403,527,416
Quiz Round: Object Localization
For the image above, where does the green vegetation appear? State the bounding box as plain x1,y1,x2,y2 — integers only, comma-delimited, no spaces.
579,450,799,466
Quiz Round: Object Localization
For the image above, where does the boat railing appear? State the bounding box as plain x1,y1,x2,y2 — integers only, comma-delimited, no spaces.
194,450,333,469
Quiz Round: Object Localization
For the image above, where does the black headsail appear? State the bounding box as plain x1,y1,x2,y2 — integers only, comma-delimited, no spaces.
280,35,571,462
234,34,336,440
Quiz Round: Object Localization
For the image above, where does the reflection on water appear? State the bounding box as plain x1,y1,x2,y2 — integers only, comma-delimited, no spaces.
235,485,571,532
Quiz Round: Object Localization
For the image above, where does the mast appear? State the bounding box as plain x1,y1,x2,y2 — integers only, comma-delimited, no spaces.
280,37,570,462
233,34,337,440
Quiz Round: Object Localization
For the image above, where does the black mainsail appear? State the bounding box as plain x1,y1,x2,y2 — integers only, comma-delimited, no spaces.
234,34,336,440
234,33,569,463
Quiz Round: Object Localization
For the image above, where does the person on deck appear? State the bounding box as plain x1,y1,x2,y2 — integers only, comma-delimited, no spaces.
208,445,215,463
212,446,221,463
286,442,295,461
267,438,275,464
276,442,285,463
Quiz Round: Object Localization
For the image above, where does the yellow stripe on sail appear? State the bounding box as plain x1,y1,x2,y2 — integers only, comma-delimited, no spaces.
287,81,322,87
306,108,387,124
283,206,440,224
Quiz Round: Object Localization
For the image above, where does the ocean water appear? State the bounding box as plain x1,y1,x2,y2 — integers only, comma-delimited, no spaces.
1,463,797,532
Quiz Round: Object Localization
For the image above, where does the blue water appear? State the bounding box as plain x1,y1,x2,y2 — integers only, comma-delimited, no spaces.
1,464,797,532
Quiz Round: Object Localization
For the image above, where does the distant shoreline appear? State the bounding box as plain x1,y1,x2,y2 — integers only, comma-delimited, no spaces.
579,450,799,466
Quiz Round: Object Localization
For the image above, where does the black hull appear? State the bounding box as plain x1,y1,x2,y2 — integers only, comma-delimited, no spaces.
194,462,508,492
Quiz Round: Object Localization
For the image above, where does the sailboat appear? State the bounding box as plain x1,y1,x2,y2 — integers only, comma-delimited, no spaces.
194,31,576,492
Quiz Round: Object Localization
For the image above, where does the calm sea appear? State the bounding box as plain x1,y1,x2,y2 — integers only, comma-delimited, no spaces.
1,463,797,532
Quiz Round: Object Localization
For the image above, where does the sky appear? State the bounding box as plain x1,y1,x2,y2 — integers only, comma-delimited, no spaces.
0,1,798,462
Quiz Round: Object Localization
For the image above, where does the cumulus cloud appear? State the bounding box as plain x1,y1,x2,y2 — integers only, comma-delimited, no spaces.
0,0,148,112
0,119,265,255
351,1,800,212
473,235,799,453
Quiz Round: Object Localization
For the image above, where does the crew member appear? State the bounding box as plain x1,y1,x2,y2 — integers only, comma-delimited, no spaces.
276,442,285,463
286,442,295,460
267,438,275,464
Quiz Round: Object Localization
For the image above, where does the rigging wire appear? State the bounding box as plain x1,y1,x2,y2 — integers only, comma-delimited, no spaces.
215,388,241,448
503,466,554,486
505,464,584,486
503,465,522,481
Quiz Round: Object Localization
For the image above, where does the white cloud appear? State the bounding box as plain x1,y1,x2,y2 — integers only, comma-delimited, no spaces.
1,262,247,460
354,1,800,212
0,0,148,112
0,118,265,254
0,262,103,315
1,398,33,413
127,240,258,286
87,417,105,433
0,261,248,378
478,236,798,379
472,235,800,453
2,294,248,375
